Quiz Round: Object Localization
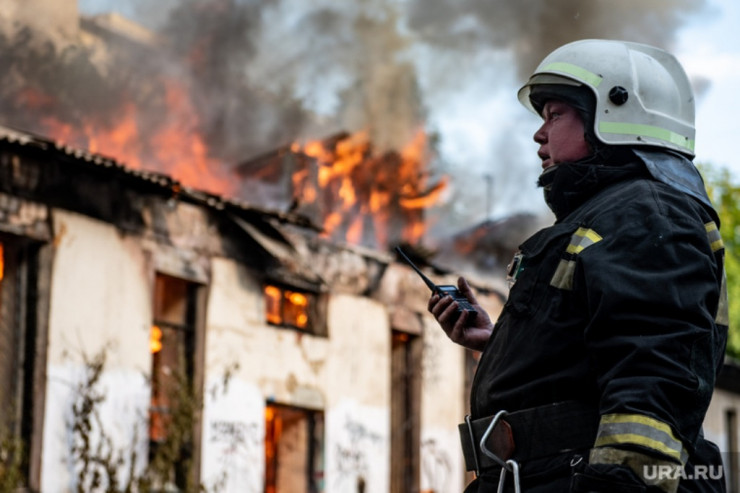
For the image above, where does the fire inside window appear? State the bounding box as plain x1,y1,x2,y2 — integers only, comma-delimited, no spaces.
264,403,324,493
148,272,198,483
264,284,311,331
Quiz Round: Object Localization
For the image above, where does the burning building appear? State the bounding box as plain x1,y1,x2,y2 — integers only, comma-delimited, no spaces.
0,121,508,492
1,121,739,492
0,5,501,491
236,130,448,250
2,1,739,492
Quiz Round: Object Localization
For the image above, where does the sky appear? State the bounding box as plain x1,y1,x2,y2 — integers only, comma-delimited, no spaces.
675,0,740,177
73,0,740,224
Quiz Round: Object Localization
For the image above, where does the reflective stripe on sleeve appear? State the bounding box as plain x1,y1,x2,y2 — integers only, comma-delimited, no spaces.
589,447,680,493
540,62,603,87
705,221,724,252
598,122,695,153
565,227,603,254
551,227,602,290
705,221,728,325
550,260,576,290
594,414,688,465
717,269,729,326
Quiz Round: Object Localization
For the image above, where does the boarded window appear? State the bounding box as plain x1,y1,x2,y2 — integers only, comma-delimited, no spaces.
264,403,324,493
149,273,202,489
264,284,326,336
390,330,422,493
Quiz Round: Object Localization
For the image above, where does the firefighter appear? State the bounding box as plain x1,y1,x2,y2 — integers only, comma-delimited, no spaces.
428,39,728,492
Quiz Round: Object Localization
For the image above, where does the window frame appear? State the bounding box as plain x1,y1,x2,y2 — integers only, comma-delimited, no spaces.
148,271,207,491
263,282,327,337
264,402,325,493
0,232,51,491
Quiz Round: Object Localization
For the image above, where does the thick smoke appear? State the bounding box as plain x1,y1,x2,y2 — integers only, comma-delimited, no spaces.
241,0,425,153
0,0,709,225
0,0,426,163
405,0,707,79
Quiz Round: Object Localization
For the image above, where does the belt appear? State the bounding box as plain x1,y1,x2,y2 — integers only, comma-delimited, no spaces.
459,401,599,475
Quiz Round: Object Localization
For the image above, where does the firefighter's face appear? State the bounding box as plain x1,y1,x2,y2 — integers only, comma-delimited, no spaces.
533,100,591,170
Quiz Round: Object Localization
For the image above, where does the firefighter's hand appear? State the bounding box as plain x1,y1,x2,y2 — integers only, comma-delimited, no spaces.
427,276,493,352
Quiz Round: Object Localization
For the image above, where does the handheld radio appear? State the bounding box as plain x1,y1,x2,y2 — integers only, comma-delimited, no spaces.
395,246,477,315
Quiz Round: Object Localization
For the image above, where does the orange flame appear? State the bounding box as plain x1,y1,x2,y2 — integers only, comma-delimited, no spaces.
32,77,235,197
264,284,310,329
290,129,446,248
149,325,163,354
22,77,445,249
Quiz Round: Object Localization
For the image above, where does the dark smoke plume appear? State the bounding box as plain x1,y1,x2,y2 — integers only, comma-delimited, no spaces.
0,0,709,221
405,0,707,79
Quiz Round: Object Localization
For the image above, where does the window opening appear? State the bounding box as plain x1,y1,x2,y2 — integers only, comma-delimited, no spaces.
264,284,324,335
264,403,324,493
149,273,200,490
0,235,42,487
462,349,482,486
390,330,421,493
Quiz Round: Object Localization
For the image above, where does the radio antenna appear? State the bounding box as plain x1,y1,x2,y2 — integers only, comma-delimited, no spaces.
395,246,437,293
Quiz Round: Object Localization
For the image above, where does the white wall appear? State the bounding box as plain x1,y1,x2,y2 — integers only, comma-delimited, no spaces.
202,257,394,492
38,217,481,492
704,386,740,454
42,209,153,492
419,315,466,493
201,256,473,493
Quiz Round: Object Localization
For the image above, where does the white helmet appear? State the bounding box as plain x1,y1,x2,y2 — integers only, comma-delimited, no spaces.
518,39,696,157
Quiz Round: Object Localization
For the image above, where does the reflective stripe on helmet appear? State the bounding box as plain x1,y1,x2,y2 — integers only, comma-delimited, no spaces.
540,62,603,87
594,413,688,465
598,122,695,153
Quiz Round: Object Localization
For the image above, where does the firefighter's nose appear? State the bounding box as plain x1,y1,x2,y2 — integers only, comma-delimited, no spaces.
533,123,547,145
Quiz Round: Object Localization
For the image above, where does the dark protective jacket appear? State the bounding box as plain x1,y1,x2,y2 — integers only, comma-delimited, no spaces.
468,156,728,492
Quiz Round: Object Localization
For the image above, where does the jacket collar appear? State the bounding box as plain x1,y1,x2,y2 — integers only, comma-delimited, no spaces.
538,149,720,225
537,159,647,221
